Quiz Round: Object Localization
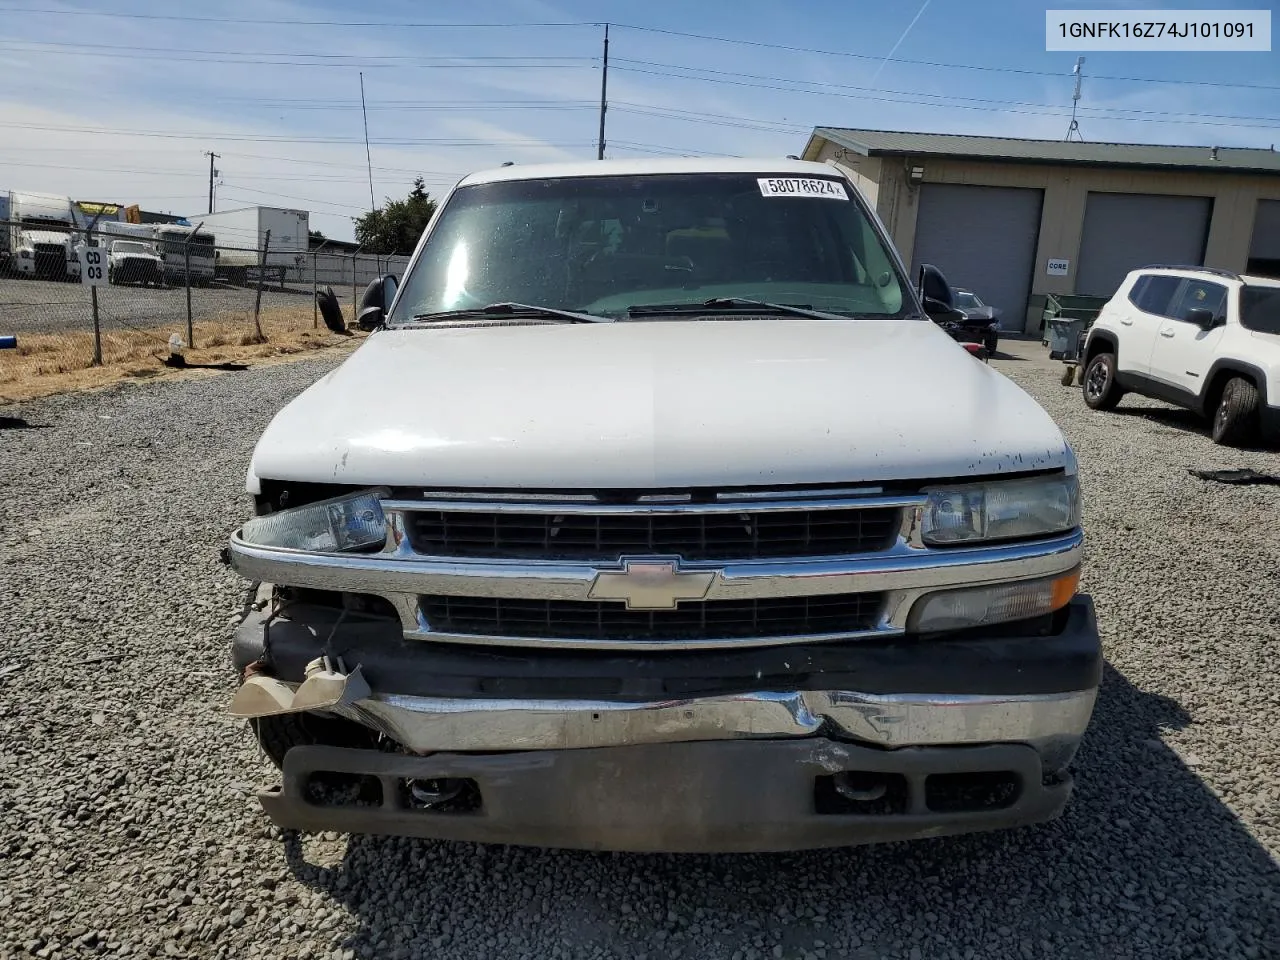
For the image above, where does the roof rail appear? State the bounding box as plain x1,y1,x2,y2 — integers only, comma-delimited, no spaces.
1140,264,1241,281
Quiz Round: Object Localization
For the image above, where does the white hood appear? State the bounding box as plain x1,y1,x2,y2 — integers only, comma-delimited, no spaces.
250,319,1073,490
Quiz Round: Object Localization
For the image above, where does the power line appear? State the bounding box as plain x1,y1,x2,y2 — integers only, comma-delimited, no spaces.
0,121,595,146
2,7,1276,91
0,39,592,60
607,23,1280,92
204,100,597,112
610,65,1280,129
0,8,596,27
610,62,1280,126
220,185,370,212
0,153,467,182
0,157,463,184
608,140,735,158
0,42,593,68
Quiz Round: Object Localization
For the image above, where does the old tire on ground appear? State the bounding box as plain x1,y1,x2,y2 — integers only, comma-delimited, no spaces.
985,332,998,356
1083,353,1123,410
251,711,378,770
1211,376,1261,447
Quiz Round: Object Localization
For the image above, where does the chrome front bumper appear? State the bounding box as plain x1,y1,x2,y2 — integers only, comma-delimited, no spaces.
335,687,1095,773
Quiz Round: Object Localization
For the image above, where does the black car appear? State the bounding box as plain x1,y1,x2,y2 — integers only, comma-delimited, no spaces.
951,288,1002,354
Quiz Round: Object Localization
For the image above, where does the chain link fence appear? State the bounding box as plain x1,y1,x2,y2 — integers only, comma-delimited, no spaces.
0,218,410,394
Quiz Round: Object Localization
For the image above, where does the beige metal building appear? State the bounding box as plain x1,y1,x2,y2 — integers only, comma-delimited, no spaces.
801,128,1280,333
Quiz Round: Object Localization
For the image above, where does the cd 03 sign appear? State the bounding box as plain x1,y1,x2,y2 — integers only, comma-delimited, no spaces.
80,246,107,286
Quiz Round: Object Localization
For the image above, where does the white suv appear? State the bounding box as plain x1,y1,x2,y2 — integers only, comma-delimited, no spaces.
1081,266,1280,446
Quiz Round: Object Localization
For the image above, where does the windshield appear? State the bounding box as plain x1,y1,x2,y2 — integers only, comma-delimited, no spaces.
953,290,980,308
158,231,215,258
21,216,70,231
1240,285,1280,334
390,173,908,321
112,241,153,255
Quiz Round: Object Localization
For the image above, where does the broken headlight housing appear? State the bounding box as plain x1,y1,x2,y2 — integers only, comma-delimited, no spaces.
921,473,1080,546
239,487,389,553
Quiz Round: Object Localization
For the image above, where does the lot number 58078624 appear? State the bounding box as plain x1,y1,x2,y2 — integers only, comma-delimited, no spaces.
79,246,106,286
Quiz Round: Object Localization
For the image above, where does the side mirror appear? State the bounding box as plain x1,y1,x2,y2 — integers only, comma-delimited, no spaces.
357,274,399,331
1185,307,1217,331
917,263,965,321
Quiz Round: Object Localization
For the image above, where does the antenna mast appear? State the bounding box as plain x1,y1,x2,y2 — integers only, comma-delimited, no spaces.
1065,57,1085,142
360,72,377,215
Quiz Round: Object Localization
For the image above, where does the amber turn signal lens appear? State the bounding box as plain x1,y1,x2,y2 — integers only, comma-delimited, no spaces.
908,567,1081,632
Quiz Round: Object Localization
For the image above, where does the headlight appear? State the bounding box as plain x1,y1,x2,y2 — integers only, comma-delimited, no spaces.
19,250,31,259
921,474,1079,545
239,487,389,553
909,569,1079,632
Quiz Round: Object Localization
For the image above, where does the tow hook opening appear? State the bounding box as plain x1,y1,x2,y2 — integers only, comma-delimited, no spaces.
815,772,910,816
402,777,482,814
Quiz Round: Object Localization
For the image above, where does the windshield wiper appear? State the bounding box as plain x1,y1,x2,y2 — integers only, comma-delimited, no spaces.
408,303,609,324
625,297,849,321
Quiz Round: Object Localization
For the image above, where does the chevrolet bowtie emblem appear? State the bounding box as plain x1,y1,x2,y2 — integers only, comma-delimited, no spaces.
588,558,715,610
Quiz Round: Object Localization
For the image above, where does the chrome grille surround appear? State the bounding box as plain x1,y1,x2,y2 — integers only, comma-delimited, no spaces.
227,488,1084,651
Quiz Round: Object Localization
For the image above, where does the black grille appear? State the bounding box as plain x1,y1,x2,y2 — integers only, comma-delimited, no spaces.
420,593,885,642
407,507,899,560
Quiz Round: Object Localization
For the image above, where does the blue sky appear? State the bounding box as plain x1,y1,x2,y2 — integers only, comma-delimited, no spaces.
0,0,1276,240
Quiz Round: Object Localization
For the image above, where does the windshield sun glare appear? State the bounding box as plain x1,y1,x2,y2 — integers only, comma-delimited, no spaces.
391,173,908,323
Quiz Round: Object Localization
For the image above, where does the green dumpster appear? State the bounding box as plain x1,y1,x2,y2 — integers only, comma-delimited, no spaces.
1041,294,1109,355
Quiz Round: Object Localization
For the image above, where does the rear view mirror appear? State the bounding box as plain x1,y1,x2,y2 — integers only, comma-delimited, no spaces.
1185,307,1217,331
358,274,399,331
917,263,965,321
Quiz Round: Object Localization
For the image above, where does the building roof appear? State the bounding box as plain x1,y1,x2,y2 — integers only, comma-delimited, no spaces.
459,157,832,186
805,127,1280,175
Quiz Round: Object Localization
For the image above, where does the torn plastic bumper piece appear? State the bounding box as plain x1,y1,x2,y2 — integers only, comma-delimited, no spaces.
229,656,370,719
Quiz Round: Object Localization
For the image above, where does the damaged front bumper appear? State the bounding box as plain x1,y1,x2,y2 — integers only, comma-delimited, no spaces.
262,739,1072,853
231,595,1102,851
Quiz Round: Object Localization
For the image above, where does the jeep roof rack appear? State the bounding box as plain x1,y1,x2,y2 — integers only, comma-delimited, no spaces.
1140,264,1242,282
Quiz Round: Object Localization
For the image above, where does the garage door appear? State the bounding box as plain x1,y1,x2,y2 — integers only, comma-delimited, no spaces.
1247,199,1280,278
910,184,1043,333
1076,192,1212,297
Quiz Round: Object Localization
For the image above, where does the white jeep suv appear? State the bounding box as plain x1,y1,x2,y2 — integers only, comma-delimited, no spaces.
1082,266,1280,446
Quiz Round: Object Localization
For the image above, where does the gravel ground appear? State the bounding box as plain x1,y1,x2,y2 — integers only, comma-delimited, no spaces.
0,276,354,335
1,338,1278,960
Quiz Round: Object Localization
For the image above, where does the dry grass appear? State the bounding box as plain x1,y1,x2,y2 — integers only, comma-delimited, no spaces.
0,305,365,403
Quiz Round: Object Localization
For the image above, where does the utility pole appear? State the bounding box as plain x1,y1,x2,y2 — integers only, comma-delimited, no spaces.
205,151,220,213
1065,57,1085,142
596,23,609,160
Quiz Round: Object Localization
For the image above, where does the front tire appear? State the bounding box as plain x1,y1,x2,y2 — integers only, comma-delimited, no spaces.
1212,377,1260,447
984,332,998,355
250,711,378,769
1082,352,1123,410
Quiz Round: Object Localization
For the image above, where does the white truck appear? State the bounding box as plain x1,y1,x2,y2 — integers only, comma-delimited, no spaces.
199,205,308,285
224,158,1101,853
153,223,217,285
7,191,80,280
